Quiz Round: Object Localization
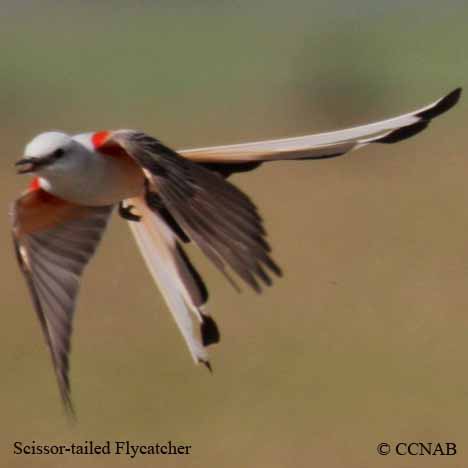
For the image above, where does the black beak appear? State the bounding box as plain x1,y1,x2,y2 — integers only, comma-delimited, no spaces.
15,158,37,174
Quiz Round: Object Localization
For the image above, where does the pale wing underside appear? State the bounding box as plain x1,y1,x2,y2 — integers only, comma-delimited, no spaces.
180,88,461,164
126,196,218,368
12,189,112,415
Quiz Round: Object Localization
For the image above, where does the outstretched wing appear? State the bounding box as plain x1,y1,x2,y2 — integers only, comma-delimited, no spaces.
91,88,460,293
180,87,461,175
125,196,219,369
11,187,112,416
96,132,281,292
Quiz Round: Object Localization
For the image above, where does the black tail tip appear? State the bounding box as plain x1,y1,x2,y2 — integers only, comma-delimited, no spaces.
201,315,220,346
200,359,213,373
418,87,462,120
447,87,462,107
379,87,462,145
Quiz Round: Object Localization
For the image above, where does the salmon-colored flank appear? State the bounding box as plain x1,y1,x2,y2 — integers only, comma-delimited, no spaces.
29,177,41,192
91,130,111,149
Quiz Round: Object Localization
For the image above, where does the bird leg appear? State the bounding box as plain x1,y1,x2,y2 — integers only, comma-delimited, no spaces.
118,201,141,222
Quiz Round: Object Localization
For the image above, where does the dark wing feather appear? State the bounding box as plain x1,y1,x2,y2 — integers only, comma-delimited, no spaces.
112,132,281,292
11,190,112,416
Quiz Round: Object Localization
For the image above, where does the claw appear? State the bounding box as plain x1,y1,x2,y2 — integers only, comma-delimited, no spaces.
119,202,141,222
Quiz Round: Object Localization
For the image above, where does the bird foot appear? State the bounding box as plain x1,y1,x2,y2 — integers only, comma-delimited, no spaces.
119,202,141,222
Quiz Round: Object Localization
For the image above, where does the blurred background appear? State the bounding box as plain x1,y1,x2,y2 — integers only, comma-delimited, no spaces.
1,1,468,467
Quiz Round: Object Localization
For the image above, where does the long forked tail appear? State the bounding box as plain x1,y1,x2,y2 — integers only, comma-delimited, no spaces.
126,196,219,370
180,88,461,176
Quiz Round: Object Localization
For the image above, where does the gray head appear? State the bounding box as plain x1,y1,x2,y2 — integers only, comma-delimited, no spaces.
16,131,85,175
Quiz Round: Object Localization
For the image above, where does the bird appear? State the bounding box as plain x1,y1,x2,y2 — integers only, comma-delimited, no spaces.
11,87,461,416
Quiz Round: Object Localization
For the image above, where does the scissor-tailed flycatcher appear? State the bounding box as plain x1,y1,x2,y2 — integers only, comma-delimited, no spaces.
11,88,461,415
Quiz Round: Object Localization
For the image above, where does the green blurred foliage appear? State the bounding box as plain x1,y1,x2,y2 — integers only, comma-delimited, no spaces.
1,1,467,467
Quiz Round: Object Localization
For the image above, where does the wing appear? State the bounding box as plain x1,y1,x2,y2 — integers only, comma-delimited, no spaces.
96,132,281,292
125,196,219,369
11,188,113,416
180,87,461,175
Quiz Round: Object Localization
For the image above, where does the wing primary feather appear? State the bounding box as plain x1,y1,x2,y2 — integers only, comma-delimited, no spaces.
113,132,282,292
12,191,112,417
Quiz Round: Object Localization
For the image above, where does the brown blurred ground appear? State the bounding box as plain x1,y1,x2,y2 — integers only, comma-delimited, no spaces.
1,1,468,467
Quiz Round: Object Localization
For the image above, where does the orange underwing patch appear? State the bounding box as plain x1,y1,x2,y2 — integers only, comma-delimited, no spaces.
15,189,91,236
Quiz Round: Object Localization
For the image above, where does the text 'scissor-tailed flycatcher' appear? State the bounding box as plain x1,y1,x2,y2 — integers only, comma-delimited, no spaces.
11,88,461,415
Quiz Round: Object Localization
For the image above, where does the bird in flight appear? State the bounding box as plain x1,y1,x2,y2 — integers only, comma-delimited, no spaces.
11,88,461,416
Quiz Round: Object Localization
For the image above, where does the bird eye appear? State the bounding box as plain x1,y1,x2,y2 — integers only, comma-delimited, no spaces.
52,148,64,159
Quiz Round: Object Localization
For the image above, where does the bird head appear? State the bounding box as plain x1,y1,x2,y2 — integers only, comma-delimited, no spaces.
16,132,79,175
